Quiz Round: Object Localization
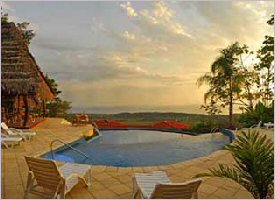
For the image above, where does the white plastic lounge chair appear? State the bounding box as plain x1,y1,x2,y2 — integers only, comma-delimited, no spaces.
264,122,274,129
1,133,23,148
132,171,202,199
24,156,92,199
1,122,36,141
250,121,262,129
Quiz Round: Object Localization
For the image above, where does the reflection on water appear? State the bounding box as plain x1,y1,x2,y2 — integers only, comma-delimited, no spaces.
97,130,181,144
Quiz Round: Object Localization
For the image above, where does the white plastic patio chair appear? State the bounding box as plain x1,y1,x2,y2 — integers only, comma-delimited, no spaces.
132,171,202,199
1,133,23,148
1,122,36,141
263,122,274,129
250,121,262,129
24,156,92,199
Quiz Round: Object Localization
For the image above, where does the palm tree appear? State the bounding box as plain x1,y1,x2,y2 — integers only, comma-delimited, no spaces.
194,130,274,199
197,42,247,128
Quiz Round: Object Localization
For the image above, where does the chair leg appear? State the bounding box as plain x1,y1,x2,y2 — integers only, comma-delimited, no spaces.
1,142,9,149
132,177,138,199
78,167,92,187
194,191,198,199
56,180,66,199
24,172,35,199
59,186,66,199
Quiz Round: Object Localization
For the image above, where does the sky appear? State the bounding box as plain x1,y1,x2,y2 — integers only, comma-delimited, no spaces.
2,1,274,114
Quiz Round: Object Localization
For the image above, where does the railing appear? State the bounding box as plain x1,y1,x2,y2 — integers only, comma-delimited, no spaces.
210,128,219,134
220,129,235,143
50,139,89,159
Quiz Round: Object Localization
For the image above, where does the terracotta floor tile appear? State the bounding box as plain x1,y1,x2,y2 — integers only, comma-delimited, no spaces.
5,184,24,199
88,181,106,191
92,188,119,199
118,192,132,199
198,183,219,194
211,187,239,199
108,184,131,195
232,188,253,199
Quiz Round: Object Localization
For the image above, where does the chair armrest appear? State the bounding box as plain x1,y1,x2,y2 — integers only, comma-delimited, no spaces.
65,173,79,182
9,128,23,133
64,174,80,193
1,133,8,137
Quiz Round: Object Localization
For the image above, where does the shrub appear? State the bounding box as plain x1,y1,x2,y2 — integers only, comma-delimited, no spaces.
239,101,274,127
195,130,274,199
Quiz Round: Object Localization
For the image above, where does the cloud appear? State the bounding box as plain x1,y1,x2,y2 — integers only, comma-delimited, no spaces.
13,1,272,112
2,2,40,33
2,2,15,12
33,36,89,51
120,2,137,17
185,1,273,49
138,1,191,37
90,17,105,33
122,31,135,40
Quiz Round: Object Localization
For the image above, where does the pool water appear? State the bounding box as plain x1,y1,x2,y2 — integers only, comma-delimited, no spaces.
42,130,230,167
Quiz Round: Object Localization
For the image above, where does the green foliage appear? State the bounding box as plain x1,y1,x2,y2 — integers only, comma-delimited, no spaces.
197,42,249,127
200,100,222,115
45,75,71,118
1,12,35,44
1,13,8,23
17,22,35,45
194,130,274,199
198,16,274,128
267,15,274,25
239,101,274,127
87,112,231,126
191,121,216,133
254,15,274,104
45,74,61,95
46,97,71,118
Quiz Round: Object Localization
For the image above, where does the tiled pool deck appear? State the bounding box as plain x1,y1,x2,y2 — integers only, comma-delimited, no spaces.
2,118,273,199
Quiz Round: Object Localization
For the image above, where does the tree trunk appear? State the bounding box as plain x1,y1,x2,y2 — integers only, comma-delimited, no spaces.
229,78,234,129
246,84,254,111
23,95,29,127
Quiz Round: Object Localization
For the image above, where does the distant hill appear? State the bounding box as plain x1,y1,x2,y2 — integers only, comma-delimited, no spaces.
70,104,210,114
78,112,241,127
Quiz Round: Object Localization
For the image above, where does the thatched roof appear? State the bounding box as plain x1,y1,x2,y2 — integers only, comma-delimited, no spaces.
1,22,55,96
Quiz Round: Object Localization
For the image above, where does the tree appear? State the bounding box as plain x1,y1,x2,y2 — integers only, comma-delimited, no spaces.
1,13,8,23
254,15,274,104
195,130,274,199
45,75,71,118
197,42,249,128
238,15,274,127
237,67,259,112
45,74,61,95
46,98,71,118
1,12,35,44
17,22,35,45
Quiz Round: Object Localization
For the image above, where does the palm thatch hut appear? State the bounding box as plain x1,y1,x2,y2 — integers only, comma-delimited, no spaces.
1,21,56,127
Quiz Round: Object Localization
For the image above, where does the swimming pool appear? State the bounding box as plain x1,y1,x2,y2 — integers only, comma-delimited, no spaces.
42,130,231,167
